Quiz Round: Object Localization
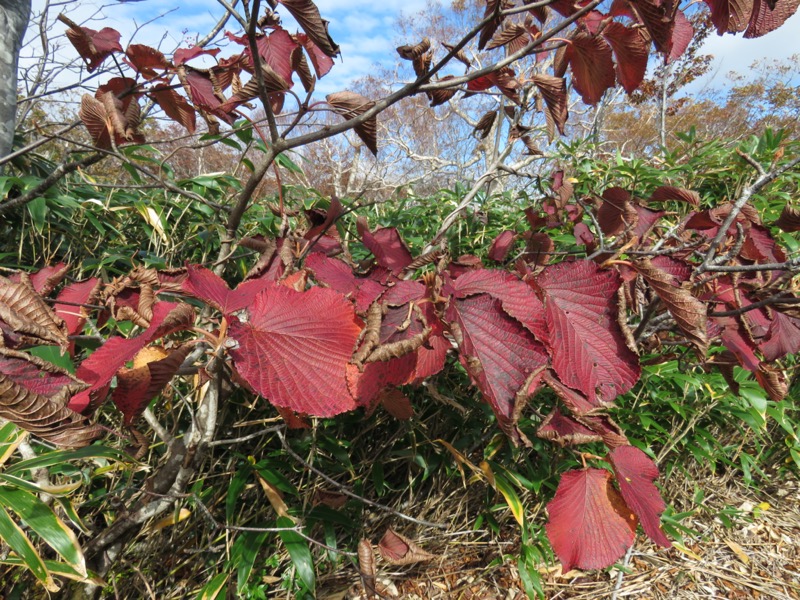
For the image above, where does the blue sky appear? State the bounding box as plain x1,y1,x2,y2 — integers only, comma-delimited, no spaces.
27,0,800,98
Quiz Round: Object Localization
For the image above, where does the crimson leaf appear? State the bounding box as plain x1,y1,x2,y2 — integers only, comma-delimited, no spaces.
229,285,360,417
608,445,671,547
546,469,637,572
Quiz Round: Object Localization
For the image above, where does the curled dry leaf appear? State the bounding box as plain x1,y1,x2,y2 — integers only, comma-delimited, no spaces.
326,91,378,156
774,204,800,232
397,37,431,60
377,529,435,565
633,258,708,358
0,348,101,448
532,75,568,136
0,275,68,349
474,110,497,139
278,0,340,58
358,539,378,600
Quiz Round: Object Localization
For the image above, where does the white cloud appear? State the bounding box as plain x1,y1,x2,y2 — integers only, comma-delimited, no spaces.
693,11,800,90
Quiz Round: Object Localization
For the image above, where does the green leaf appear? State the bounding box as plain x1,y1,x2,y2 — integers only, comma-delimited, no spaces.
6,445,128,475
195,572,229,600
230,530,268,590
493,472,524,526
0,488,86,576
0,474,81,496
29,346,76,374
27,197,48,234
277,516,315,593
275,153,303,175
0,557,100,584
0,503,55,590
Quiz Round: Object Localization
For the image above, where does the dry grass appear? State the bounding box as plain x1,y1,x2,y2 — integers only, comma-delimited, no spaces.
316,466,800,600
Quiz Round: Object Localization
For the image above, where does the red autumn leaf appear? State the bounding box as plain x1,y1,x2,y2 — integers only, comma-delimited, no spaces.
12,263,69,297
150,84,196,133
54,277,102,353
183,68,234,124
488,230,517,262
602,22,649,94
712,311,761,372
598,187,637,236
356,218,413,274
244,28,297,85
566,32,616,105
229,285,360,417
296,33,334,78
704,0,752,33
346,356,417,412
278,0,340,58
181,264,275,316
546,469,637,572
69,302,195,413
173,45,221,66
125,44,171,79
744,0,800,37
649,185,700,206
112,345,191,425
453,269,548,343
447,293,549,445
377,529,435,565
740,224,786,264
478,0,513,50
574,223,596,250
609,445,671,547
629,0,675,54
532,75,568,137
668,10,693,61
59,14,123,72
759,311,800,361
326,91,377,156
535,260,640,404
379,388,413,420
0,348,101,448
632,205,665,241
524,232,554,266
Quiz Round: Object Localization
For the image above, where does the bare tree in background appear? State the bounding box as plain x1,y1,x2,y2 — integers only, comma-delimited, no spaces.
0,0,31,167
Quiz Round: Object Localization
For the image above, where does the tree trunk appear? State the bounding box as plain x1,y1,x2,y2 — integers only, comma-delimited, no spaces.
0,0,31,169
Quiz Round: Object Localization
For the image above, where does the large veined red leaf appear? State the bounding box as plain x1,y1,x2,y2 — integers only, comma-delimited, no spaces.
150,84,196,133
532,75,568,136
447,294,549,445
229,285,360,417
712,311,761,372
536,261,640,403
453,269,548,343
296,33,334,78
347,355,417,411
181,264,274,316
668,10,693,61
59,14,123,72
69,302,195,412
628,0,674,54
488,230,517,262
608,445,670,547
278,0,340,58
597,187,636,236
356,218,413,274
744,0,800,37
602,22,648,94
565,32,616,105
183,68,234,124
759,311,800,361
704,0,752,33
649,185,700,206
740,224,786,264
125,44,171,79
546,469,637,571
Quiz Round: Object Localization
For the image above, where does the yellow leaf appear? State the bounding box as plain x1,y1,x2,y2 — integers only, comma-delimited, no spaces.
257,474,291,520
150,508,191,532
673,542,702,561
724,539,750,565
